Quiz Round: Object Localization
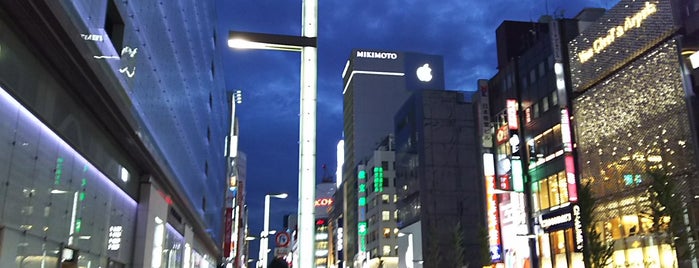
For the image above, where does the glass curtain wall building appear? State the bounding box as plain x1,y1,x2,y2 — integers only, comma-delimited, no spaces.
0,0,229,267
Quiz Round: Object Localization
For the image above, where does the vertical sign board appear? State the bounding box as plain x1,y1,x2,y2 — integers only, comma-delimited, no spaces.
573,204,584,252
506,99,518,130
483,153,503,262
562,109,578,202
478,79,494,148
223,208,233,258
565,155,578,202
560,109,573,152
511,159,524,192
357,166,367,252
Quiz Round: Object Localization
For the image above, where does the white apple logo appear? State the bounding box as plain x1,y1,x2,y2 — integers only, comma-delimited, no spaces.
416,63,433,82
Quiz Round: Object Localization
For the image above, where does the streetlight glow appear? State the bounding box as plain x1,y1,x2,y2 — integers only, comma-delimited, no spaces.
270,193,288,199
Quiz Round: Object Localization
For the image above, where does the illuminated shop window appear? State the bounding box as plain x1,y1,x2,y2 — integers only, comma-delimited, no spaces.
531,124,563,160
548,174,561,207
539,179,550,209
557,171,568,202
534,171,569,210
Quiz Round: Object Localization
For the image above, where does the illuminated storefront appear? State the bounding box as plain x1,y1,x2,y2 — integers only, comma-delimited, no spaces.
570,0,699,266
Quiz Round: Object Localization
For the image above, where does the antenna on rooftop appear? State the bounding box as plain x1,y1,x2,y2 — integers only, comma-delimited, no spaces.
321,164,333,183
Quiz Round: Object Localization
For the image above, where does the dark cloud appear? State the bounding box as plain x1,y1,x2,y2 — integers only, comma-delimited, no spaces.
218,0,619,259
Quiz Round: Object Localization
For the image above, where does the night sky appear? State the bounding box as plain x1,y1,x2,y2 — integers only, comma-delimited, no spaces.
216,0,620,261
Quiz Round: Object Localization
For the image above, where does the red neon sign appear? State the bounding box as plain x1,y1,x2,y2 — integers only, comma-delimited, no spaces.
223,208,233,257
314,198,334,207
496,125,509,145
498,174,511,191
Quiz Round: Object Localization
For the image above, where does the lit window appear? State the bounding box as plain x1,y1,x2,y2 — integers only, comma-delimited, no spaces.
382,211,390,221
382,194,390,204
383,245,391,256
383,228,391,238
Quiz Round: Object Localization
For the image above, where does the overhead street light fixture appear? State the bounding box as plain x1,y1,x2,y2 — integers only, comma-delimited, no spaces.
268,193,288,199
228,31,316,52
227,1,318,267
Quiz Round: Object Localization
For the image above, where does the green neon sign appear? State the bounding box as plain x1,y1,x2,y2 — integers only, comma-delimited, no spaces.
358,170,366,179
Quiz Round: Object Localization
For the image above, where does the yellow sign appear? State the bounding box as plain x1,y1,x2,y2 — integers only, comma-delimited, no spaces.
578,2,657,63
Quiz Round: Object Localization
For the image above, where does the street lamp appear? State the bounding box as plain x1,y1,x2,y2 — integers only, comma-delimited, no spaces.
228,1,317,267
260,193,288,268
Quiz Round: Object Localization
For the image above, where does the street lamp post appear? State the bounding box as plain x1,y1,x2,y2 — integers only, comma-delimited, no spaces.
228,1,317,267
260,193,288,268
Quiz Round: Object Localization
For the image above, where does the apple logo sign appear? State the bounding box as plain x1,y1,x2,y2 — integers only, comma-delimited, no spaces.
416,63,433,82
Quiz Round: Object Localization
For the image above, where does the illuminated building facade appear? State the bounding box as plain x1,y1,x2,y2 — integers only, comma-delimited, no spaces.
315,182,337,268
360,135,399,268
394,90,485,268
341,49,445,267
570,0,699,266
0,0,229,267
482,11,603,268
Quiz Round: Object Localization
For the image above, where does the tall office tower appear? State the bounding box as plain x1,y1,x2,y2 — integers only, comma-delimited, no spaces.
569,0,699,266
342,49,444,266
394,90,484,268
0,1,228,267
482,11,603,268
